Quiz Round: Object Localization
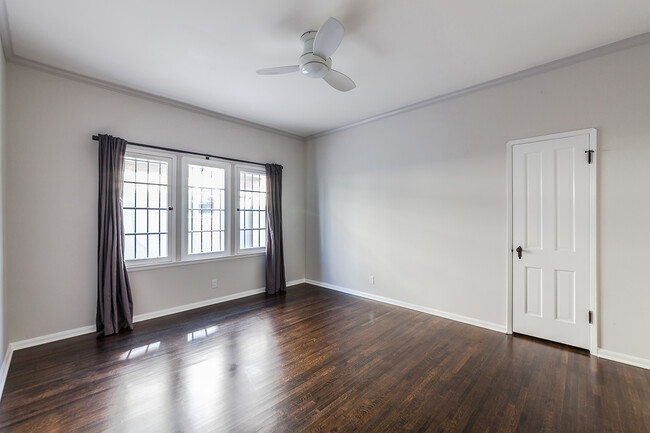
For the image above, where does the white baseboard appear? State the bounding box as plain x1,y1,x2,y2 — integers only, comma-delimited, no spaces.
306,279,650,370
132,288,266,323
10,278,307,351
598,349,650,370
11,325,96,351
305,279,507,333
0,278,306,402
0,344,14,400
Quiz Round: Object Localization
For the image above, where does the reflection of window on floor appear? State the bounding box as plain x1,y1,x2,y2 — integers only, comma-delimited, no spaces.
120,341,161,360
187,326,218,342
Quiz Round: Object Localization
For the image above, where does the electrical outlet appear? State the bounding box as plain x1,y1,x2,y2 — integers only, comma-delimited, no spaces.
211,279,218,289
369,275,375,285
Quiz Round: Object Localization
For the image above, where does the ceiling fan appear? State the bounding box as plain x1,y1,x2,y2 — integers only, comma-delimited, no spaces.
257,17,356,92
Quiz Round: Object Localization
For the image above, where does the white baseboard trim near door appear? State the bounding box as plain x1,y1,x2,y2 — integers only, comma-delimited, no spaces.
597,349,650,370
306,279,650,370
305,279,507,333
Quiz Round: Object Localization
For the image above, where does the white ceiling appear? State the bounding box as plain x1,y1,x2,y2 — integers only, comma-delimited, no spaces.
4,0,650,137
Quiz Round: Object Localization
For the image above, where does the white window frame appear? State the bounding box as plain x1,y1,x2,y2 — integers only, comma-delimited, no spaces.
123,147,177,268
181,156,232,261
234,164,267,256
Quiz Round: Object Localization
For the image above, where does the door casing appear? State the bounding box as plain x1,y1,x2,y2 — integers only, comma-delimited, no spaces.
506,128,598,355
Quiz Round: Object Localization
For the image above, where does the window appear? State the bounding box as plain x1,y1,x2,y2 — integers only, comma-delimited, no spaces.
122,150,175,264
121,149,268,268
181,158,231,260
236,167,267,253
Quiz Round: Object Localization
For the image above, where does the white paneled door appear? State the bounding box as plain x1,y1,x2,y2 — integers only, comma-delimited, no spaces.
512,130,595,349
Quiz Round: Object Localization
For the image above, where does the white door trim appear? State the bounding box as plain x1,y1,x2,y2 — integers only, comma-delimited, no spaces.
506,128,598,355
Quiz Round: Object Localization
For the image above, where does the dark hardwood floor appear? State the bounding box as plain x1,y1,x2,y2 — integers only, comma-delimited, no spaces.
0,284,648,432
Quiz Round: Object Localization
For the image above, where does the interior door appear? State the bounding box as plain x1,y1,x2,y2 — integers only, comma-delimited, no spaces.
512,131,593,349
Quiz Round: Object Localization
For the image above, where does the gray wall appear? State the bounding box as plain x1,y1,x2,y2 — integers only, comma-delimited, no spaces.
306,42,650,361
5,63,305,343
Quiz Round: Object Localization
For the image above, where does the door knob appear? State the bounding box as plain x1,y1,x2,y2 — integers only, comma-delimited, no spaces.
516,246,523,259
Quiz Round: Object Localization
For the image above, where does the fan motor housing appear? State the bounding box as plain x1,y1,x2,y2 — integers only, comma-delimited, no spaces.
299,31,331,78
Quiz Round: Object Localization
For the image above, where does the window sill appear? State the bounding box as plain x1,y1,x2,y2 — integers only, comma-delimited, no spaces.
126,252,265,272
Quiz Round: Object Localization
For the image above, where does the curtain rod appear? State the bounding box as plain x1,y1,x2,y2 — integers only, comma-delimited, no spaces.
92,135,267,167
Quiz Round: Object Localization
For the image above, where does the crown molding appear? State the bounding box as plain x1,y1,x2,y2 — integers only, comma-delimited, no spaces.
7,55,306,141
306,30,650,141
1,0,649,142
0,0,304,142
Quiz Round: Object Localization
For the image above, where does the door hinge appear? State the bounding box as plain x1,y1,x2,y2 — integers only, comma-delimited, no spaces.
585,150,594,164
588,310,593,324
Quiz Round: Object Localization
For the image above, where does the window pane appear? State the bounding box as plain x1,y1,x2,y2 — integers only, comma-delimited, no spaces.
260,212,266,229
136,235,147,258
149,162,160,184
124,235,135,260
160,234,168,257
245,230,252,248
149,185,160,208
192,210,201,231
213,231,221,252
136,160,148,183
124,159,136,182
160,164,168,184
192,232,202,254
253,230,259,248
160,211,168,234
148,234,160,258
253,211,259,229
190,187,201,209
201,188,212,209
260,232,266,248
216,211,221,231
246,211,253,229
136,209,147,233
202,232,212,252
148,210,159,233
136,184,147,208
160,186,168,208
245,173,252,191
123,183,135,208
123,209,135,234
202,211,211,231
239,230,245,249
252,192,260,210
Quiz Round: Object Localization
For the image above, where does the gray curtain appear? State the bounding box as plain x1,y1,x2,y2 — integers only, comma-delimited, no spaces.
97,134,134,335
265,163,286,294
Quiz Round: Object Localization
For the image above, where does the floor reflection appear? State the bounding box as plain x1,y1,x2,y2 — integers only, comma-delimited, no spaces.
119,341,161,360
186,325,218,342
181,316,281,430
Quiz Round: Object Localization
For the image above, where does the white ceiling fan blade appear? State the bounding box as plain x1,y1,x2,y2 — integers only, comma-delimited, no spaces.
256,65,299,75
313,17,344,59
323,70,356,92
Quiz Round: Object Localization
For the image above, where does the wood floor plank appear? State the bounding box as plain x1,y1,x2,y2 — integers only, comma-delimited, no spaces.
0,284,648,432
